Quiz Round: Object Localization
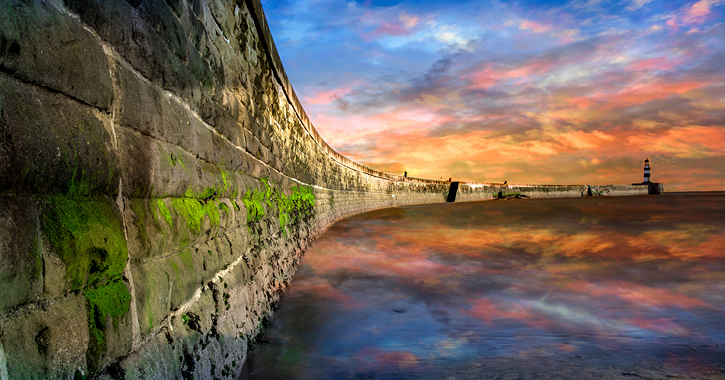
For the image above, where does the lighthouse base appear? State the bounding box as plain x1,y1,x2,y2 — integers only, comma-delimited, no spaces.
631,182,664,194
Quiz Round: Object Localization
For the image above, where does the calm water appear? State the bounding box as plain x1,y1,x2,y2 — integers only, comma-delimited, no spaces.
241,193,725,379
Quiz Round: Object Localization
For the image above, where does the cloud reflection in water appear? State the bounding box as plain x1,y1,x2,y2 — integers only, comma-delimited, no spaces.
243,193,725,379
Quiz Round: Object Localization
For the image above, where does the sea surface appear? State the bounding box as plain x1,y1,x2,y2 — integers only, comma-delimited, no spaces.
241,193,725,379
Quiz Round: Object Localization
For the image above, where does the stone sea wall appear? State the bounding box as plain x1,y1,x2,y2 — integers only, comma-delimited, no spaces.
456,183,649,201
0,0,650,379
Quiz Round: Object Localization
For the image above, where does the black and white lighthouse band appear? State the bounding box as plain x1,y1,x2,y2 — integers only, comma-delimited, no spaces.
643,158,651,183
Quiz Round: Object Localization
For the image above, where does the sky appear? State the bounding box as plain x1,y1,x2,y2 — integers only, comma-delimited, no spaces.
259,0,725,191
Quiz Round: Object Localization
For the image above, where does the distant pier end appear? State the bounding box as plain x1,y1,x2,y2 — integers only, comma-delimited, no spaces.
632,158,664,194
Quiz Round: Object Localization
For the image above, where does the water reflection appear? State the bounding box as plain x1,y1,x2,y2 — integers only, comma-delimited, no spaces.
242,193,725,379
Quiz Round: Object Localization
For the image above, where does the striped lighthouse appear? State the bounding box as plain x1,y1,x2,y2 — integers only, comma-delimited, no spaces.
643,158,651,183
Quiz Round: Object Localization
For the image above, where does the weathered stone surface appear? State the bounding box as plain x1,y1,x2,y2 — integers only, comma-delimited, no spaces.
62,0,209,103
0,74,120,196
132,261,172,336
0,294,89,379
0,0,113,109
114,63,197,151
0,197,42,310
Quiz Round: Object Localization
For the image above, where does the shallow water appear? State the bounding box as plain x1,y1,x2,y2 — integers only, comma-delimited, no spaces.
241,193,725,379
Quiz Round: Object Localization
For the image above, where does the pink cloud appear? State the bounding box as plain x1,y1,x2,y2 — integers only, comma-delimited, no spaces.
666,0,724,28
683,0,724,24
462,297,532,324
519,20,552,33
303,80,366,105
626,56,683,72
357,10,422,40
589,80,705,110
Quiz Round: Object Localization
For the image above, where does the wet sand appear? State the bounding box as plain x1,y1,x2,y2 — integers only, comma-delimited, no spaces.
241,193,725,379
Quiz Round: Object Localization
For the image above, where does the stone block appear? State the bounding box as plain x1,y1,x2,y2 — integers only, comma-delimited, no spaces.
125,195,214,264
210,131,245,172
167,249,200,311
115,127,156,198
114,64,199,154
198,90,245,148
194,121,216,163
0,197,42,310
0,294,89,379
0,74,120,196
217,199,235,230
132,261,172,335
116,326,180,380
0,0,113,109
63,0,206,102
116,127,228,199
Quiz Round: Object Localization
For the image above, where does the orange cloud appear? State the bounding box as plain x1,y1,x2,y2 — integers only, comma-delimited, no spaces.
597,80,705,109
626,223,725,258
627,126,725,159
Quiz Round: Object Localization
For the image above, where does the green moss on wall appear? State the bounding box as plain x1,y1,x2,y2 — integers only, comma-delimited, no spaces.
171,187,225,234
167,152,186,171
156,199,173,228
41,195,128,291
204,200,221,227
85,279,131,370
241,178,316,230
219,202,230,216
243,189,265,222
171,197,206,233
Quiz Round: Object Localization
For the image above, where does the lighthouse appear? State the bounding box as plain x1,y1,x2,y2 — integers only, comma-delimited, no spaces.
643,158,651,183
633,157,663,194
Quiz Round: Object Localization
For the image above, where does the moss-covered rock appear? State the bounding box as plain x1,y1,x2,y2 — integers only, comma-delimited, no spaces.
40,195,128,292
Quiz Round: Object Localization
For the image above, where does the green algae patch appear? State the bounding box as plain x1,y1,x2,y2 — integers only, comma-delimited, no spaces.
171,188,223,235
84,279,131,371
41,195,128,291
243,190,265,222
167,152,186,170
242,178,316,231
219,201,230,216
85,279,131,332
204,200,221,227
171,197,206,233
156,198,173,228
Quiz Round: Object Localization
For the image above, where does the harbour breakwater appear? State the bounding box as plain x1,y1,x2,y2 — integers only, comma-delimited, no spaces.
0,0,649,379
